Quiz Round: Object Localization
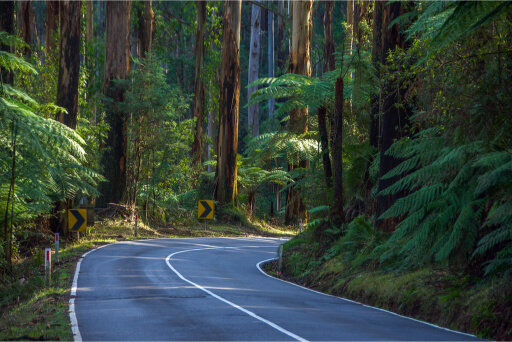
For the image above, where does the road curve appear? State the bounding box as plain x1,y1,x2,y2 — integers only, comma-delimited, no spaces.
72,237,480,341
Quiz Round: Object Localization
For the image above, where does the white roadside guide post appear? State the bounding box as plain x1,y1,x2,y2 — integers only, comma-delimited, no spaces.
278,244,284,272
45,248,51,288
55,233,59,263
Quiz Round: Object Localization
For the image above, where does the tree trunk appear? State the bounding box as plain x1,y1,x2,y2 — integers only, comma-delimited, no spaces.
17,0,35,57
98,0,131,207
369,1,383,149
346,0,354,52
330,76,345,227
267,2,274,118
56,1,81,130
318,0,334,191
45,1,59,53
138,0,154,58
192,1,206,165
284,0,312,226
276,0,285,74
0,1,14,85
376,2,412,232
248,1,261,137
215,0,242,205
52,1,81,236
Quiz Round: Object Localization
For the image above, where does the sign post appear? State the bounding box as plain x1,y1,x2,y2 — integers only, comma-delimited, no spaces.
45,248,51,288
198,200,214,231
55,233,59,263
135,214,138,237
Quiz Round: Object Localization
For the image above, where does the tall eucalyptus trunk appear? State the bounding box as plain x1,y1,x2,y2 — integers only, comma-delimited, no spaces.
248,1,261,137
215,0,242,205
192,1,206,164
330,76,345,227
45,1,59,54
98,0,131,207
139,0,154,58
17,0,35,57
376,2,413,232
268,2,275,118
318,0,334,192
284,0,312,226
53,1,81,236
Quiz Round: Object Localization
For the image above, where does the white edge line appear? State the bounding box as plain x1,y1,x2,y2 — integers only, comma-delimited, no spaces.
69,243,111,342
165,246,309,342
256,257,479,340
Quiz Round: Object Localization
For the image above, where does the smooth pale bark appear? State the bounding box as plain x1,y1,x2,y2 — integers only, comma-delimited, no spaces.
376,2,412,232
268,2,274,118
215,0,242,205
98,1,131,207
330,77,345,227
192,1,206,164
0,1,14,85
284,0,312,226
248,2,261,137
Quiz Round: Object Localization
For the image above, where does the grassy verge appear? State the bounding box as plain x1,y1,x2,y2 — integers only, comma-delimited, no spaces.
0,216,293,341
275,229,512,341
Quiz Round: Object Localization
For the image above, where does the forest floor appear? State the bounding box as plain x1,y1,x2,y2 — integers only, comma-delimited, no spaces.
262,238,512,341
0,216,294,341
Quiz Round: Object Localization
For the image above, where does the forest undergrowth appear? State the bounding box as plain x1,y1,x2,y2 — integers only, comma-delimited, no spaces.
266,217,512,341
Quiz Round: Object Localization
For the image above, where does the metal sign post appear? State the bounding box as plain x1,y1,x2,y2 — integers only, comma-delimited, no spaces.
45,248,51,288
55,233,59,263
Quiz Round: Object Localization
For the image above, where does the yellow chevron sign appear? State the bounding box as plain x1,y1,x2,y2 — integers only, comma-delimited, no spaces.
198,200,214,219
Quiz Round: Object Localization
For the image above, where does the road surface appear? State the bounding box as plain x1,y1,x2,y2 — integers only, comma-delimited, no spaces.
71,237,479,341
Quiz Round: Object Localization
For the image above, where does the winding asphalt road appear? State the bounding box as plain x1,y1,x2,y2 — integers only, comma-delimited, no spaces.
71,237,479,341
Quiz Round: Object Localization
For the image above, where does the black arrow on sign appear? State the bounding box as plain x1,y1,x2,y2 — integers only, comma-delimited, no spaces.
70,210,85,231
199,201,212,218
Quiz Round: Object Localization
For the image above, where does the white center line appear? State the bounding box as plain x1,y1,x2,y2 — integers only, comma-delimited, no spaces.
165,246,309,342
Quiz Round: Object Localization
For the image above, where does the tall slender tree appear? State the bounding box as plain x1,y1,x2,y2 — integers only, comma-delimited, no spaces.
98,1,131,207
284,0,312,225
215,0,242,205
248,1,261,137
17,0,35,57
52,0,81,235
45,1,59,53
376,2,412,231
318,0,334,191
192,1,206,165
267,2,275,118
